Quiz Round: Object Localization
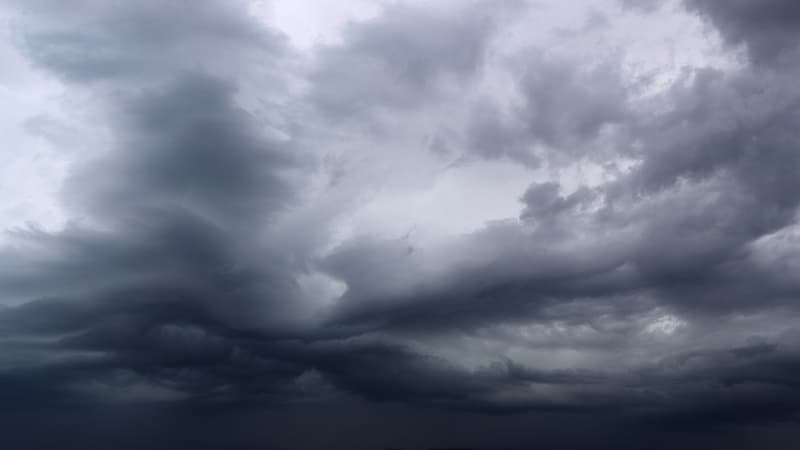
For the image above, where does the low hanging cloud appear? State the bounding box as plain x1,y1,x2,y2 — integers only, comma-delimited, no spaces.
1,0,800,448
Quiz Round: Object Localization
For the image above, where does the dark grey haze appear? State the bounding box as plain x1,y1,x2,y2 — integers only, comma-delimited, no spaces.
1,0,800,449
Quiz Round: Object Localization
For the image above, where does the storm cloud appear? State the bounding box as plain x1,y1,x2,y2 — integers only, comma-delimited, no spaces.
1,0,800,449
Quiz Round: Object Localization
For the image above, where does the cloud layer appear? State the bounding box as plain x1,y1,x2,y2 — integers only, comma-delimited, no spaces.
1,0,800,448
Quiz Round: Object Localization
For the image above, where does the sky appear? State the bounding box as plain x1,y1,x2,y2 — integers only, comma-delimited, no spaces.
1,0,800,449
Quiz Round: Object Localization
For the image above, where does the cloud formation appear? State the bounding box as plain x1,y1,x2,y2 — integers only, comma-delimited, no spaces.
1,0,800,448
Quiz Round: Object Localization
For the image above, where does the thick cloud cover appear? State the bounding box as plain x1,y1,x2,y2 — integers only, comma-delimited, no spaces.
1,0,800,448
686,0,800,64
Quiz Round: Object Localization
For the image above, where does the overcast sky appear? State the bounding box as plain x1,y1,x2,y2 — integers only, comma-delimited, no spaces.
1,1,800,449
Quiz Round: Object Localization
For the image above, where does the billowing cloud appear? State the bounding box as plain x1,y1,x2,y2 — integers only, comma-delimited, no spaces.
686,0,800,65
2,0,800,448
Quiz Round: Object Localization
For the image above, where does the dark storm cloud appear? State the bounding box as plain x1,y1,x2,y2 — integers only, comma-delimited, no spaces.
310,0,800,425
0,77,311,330
320,58,800,332
320,10,800,322
66,76,300,225
0,0,555,416
685,0,800,65
3,0,800,448
0,0,316,408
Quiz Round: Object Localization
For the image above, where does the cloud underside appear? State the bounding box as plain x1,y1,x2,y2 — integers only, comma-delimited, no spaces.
1,0,800,432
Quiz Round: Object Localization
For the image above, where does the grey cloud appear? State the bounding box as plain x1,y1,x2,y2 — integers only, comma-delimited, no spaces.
321,52,800,328
308,0,525,122
0,78,310,331
15,0,284,84
515,55,630,154
3,0,800,448
619,0,666,13
0,0,318,414
313,4,800,418
520,182,595,222
685,0,800,65
464,99,540,167
315,52,800,435
461,53,631,166
64,76,301,226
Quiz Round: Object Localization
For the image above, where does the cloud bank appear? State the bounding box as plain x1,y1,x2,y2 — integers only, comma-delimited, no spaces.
1,0,800,448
